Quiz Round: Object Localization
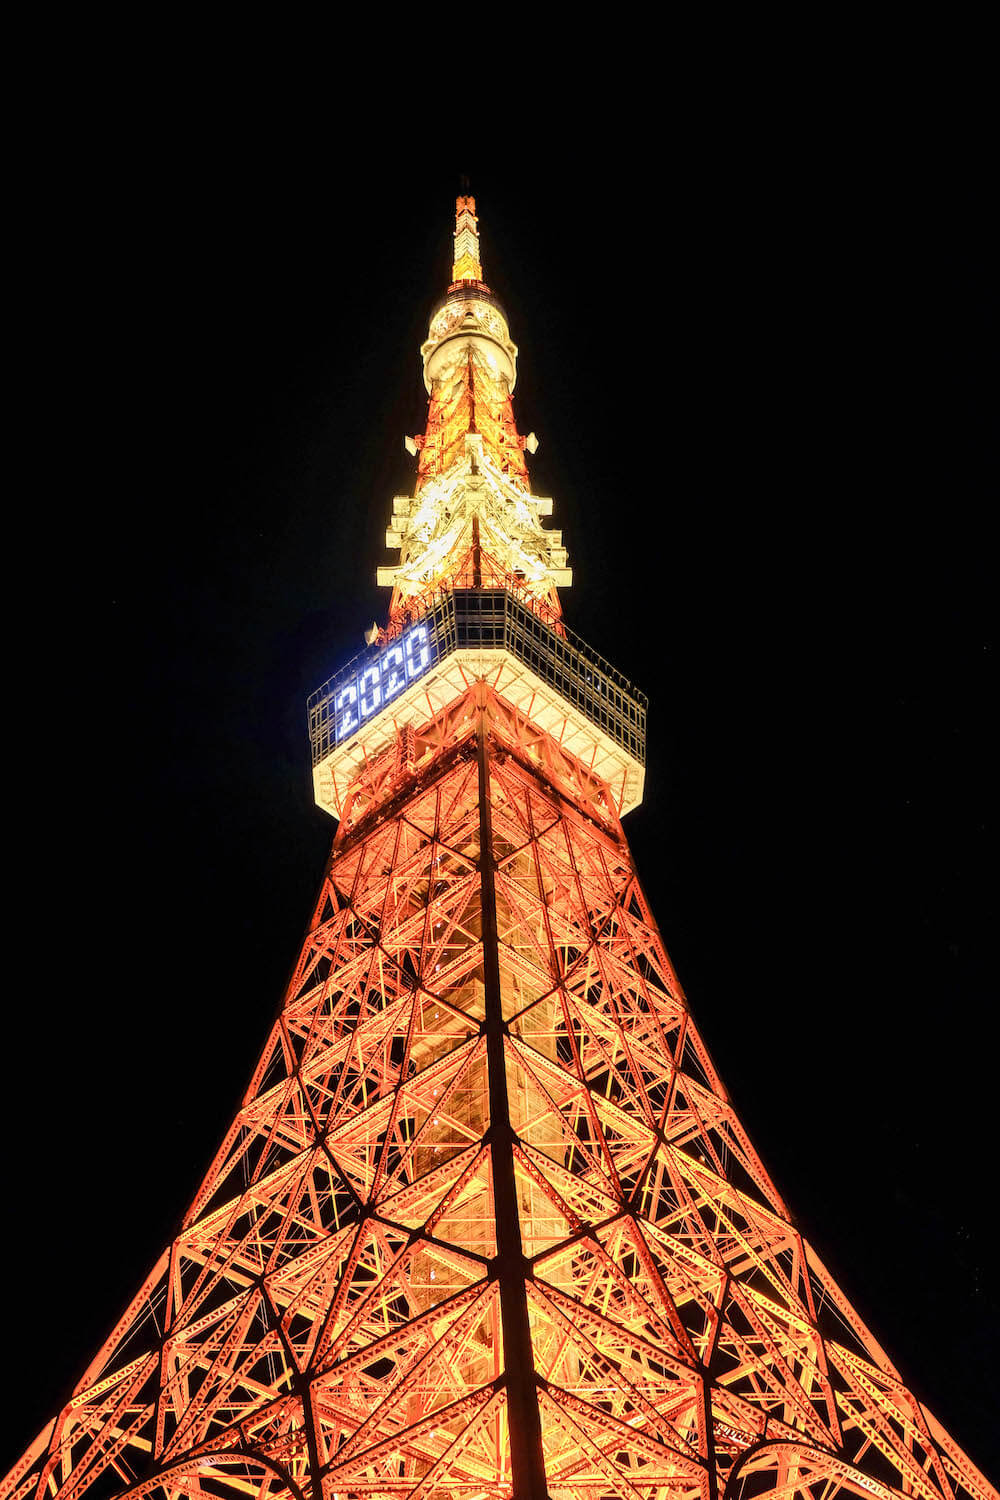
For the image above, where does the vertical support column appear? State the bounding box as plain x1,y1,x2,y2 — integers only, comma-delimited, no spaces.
472,514,483,590
476,708,548,1500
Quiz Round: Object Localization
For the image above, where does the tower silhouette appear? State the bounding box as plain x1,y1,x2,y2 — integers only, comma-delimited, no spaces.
4,197,994,1500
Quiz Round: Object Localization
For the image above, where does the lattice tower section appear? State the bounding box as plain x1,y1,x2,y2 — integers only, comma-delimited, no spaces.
416,349,528,493
4,195,994,1500
452,196,483,284
385,200,562,629
4,692,993,1500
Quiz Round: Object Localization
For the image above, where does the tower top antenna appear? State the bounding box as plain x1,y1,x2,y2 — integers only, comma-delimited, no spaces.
452,193,483,284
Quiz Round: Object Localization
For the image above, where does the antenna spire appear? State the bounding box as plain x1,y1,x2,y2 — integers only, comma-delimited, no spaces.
452,193,483,284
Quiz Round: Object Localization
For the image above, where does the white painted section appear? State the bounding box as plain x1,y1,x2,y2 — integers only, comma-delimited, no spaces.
424,332,516,390
313,648,644,822
379,440,571,604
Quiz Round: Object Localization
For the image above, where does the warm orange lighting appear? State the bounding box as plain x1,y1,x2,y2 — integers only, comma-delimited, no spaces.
383,199,568,633
5,199,993,1500
453,195,483,282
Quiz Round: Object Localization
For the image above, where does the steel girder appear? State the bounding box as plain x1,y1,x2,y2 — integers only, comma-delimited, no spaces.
3,697,993,1500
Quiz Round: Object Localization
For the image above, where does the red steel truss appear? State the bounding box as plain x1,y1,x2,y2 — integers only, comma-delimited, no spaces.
4,194,993,1500
4,688,994,1500
414,348,529,494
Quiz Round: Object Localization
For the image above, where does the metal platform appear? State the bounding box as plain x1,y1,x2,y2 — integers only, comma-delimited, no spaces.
308,588,646,770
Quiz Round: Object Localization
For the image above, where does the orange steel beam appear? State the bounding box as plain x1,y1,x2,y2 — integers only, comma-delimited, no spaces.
3,194,994,1500
4,709,996,1500
476,707,547,1500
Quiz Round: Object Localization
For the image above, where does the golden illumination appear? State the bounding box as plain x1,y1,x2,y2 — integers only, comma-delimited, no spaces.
452,194,483,282
383,199,570,629
5,195,993,1500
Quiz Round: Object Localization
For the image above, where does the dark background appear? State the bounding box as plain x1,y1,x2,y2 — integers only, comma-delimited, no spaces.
6,92,995,1480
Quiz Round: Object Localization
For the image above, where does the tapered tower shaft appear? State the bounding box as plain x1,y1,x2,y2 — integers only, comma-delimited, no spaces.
3,196,994,1500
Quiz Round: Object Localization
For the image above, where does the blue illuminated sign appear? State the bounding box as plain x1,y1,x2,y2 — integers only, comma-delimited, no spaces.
334,622,432,745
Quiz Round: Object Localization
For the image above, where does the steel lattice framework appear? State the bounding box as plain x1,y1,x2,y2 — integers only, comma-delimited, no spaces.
3,198,994,1500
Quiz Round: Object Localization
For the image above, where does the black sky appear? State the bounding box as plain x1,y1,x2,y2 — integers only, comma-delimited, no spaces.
6,99,995,1480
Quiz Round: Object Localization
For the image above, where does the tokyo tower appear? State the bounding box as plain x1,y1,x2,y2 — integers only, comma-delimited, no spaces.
3,196,995,1500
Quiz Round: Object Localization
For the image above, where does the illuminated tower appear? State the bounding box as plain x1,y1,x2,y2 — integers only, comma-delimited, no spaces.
3,197,994,1500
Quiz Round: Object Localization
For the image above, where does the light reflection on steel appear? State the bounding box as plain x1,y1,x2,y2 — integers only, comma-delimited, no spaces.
4,199,994,1500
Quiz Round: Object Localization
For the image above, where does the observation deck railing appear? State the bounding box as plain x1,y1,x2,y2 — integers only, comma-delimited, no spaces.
308,588,646,770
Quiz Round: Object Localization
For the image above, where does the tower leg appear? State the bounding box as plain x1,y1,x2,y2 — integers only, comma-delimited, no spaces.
478,710,548,1500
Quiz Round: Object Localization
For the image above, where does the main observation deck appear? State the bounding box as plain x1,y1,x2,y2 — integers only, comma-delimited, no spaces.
309,589,646,820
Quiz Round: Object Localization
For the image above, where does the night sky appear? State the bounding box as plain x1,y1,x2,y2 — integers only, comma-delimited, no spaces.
6,113,995,1480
